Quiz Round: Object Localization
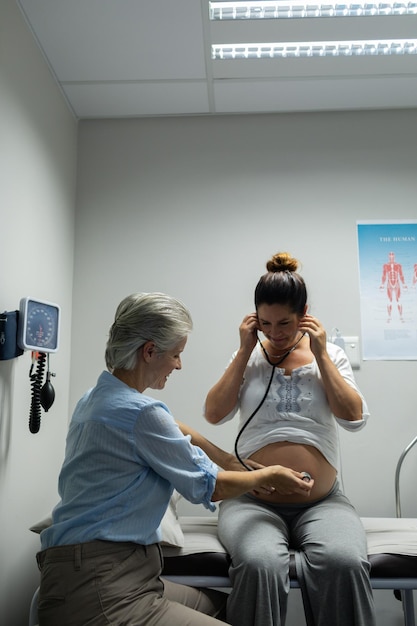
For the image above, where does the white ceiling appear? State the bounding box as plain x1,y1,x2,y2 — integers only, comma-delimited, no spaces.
16,0,417,119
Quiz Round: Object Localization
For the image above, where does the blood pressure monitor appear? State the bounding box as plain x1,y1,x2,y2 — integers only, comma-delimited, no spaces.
18,297,60,353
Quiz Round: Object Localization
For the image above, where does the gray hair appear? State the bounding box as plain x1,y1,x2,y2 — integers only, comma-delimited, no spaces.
105,292,193,372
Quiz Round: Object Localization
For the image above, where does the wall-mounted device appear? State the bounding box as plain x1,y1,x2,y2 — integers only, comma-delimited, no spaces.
0,310,24,360
17,297,61,433
18,297,60,353
340,336,361,369
330,328,360,369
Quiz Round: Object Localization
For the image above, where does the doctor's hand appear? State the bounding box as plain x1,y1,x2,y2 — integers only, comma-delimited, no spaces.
228,457,277,496
270,467,315,497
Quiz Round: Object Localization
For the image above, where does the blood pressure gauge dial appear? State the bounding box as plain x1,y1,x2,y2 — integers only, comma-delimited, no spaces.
18,297,60,353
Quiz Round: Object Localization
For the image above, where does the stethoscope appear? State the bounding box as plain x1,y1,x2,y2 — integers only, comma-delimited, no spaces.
234,332,307,473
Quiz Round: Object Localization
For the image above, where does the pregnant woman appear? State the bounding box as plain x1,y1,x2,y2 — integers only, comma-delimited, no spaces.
204,251,376,626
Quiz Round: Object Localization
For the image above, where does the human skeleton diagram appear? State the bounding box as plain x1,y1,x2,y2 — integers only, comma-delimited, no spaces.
380,251,407,322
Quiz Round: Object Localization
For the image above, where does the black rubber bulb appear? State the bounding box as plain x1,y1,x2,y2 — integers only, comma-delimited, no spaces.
40,375,55,412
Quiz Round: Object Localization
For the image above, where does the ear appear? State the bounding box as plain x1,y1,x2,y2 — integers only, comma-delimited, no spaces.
142,341,156,363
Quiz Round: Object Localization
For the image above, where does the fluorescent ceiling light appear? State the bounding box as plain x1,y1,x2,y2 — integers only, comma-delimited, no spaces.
212,38,417,57
209,1,417,19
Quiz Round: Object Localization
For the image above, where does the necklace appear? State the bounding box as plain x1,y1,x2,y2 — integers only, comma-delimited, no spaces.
260,332,306,365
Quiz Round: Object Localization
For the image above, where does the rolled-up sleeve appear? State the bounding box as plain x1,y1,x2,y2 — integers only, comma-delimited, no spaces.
134,403,218,511
330,343,370,431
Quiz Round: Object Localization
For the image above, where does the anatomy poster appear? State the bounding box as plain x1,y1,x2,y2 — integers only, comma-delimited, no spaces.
357,220,417,360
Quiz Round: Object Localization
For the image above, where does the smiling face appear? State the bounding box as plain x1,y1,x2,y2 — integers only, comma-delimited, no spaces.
257,302,305,354
149,337,187,390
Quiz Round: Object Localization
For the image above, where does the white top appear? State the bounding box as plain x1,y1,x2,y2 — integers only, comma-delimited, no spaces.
216,342,370,470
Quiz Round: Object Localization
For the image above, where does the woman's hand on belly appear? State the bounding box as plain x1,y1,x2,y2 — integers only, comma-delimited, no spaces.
249,442,337,503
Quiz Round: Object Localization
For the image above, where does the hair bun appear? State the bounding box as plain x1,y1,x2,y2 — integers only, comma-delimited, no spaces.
266,252,299,273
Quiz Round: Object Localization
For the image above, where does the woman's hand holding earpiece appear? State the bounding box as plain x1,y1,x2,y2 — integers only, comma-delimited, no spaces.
298,314,327,359
238,313,259,354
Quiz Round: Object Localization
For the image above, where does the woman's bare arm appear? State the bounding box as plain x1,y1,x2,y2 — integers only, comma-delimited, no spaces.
177,420,314,500
205,313,258,423
298,314,362,421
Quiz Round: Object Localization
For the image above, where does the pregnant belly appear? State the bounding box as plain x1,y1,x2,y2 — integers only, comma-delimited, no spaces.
249,442,337,504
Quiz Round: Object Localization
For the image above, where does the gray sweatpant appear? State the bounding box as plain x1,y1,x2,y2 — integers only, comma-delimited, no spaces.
36,540,228,625
218,483,376,626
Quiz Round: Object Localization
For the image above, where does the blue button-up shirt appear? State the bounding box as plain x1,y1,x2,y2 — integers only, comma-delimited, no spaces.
41,371,218,549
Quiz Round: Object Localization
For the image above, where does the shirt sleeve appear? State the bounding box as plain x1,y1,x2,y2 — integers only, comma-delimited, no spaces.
329,343,370,431
133,402,218,511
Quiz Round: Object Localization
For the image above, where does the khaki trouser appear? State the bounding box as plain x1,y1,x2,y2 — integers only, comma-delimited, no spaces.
36,540,228,625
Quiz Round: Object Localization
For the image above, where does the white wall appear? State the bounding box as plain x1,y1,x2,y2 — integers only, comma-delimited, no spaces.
72,112,417,625
0,1,77,623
